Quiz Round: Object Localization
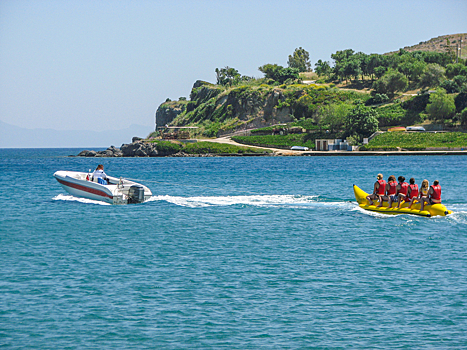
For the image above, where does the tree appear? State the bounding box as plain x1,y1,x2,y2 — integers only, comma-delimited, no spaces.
446,63,467,79
319,103,353,133
372,69,408,97
314,59,331,78
331,49,355,64
258,64,299,84
215,66,241,86
288,47,311,72
419,63,446,88
344,103,379,140
406,61,426,82
374,66,387,79
367,54,385,81
425,88,456,124
343,58,362,82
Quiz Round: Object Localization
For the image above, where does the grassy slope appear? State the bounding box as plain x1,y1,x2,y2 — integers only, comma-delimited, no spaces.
362,132,467,150
151,140,272,155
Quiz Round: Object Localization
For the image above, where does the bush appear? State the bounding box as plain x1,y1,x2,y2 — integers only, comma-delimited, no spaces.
153,141,182,155
366,93,389,105
455,93,467,113
372,69,408,97
401,94,430,112
459,108,467,127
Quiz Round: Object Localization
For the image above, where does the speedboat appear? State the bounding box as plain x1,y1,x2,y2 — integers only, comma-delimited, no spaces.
353,184,452,217
54,171,152,204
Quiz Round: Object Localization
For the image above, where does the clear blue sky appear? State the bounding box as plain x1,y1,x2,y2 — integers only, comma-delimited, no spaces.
1,0,466,133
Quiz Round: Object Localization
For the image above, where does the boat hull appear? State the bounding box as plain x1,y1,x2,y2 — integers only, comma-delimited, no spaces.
54,171,152,204
353,184,452,217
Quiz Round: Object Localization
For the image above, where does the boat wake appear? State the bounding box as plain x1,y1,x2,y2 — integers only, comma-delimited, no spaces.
147,194,352,209
52,194,111,205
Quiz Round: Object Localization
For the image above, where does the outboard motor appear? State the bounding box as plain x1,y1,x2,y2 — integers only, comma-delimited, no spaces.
128,185,145,204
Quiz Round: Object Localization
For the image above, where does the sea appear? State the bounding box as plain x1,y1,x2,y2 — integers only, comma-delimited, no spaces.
1,148,467,349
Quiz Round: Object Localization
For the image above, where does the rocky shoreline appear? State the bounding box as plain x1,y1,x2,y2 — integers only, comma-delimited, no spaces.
75,138,272,158
75,138,467,158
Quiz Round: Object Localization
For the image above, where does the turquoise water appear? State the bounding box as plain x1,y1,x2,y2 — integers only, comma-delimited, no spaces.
1,149,467,349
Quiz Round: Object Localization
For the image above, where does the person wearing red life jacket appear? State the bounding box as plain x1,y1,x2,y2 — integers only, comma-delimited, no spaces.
420,180,442,211
377,175,397,207
366,173,386,205
408,179,429,209
397,177,418,208
393,176,409,208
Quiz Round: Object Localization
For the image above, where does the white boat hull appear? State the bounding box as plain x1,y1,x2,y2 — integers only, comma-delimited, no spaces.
54,171,152,204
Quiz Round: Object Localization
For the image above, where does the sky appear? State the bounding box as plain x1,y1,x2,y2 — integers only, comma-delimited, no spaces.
0,0,466,141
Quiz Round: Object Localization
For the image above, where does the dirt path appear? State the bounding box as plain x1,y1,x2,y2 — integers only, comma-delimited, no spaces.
199,136,304,156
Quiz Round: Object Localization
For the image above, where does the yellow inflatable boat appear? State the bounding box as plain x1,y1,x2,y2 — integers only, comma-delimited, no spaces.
353,184,452,217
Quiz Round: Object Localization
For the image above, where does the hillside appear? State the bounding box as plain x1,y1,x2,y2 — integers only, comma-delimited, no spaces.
154,33,467,147
387,33,467,59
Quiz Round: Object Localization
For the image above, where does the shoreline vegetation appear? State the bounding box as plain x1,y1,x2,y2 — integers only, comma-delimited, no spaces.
77,34,467,157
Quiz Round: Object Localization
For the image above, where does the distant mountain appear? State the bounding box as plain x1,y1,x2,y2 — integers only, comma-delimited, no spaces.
0,121,153,148
387,33,467,59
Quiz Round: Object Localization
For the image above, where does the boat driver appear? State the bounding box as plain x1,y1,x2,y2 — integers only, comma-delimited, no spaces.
92,164,109,185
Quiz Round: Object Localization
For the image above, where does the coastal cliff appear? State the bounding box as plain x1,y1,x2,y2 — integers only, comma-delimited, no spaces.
156,80,298,137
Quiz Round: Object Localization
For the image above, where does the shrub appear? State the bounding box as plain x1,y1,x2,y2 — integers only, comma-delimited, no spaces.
459,108,467,127
366,93,389,105
153,141,182,155
455,92,467,113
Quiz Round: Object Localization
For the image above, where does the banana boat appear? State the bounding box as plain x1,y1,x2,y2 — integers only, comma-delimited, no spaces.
353,184,452,217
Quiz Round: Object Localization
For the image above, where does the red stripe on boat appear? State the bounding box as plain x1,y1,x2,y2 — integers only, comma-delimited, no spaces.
56,178,113,199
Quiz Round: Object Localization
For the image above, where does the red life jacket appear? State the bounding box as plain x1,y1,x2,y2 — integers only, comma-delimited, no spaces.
430,185,441,202
407,184,418,200
398,182,408,196
387,181,397,195
377,179,386,195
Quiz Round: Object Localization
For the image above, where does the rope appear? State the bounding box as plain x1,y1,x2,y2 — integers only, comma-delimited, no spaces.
123,177,264,195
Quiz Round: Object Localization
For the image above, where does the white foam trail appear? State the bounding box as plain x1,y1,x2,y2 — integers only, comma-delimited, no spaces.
352,205,401,219
52,194,111,206
147,194,350,209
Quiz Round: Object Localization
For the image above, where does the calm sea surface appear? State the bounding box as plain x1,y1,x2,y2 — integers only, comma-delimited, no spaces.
1,148,467,349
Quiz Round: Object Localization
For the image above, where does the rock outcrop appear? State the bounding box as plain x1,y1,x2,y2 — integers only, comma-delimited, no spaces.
156,80,295,136
77,146,123,157
77,140,183,157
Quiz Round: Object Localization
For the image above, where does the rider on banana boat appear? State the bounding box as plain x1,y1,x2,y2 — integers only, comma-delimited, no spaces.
392,176,408,208
366,173,386,206
377,175,397,208
420,180,442,211
408,179,429,209
396,177,418,209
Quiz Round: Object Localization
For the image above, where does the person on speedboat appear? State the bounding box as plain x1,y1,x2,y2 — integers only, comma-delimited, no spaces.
366,173,386,205
396,177,418,208
377,175,397,207
408,179,429,209
392,176,408,208
419,180,442,211
92,164,109,185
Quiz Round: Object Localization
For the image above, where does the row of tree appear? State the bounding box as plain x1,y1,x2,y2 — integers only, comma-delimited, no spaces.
315,48,467,95
215,46,467,96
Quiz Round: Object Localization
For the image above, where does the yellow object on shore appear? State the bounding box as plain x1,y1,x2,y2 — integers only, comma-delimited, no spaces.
353,185,453,217
388,127,406,132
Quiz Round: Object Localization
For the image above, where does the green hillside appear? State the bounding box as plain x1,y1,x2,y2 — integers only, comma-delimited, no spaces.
153,35,467,149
